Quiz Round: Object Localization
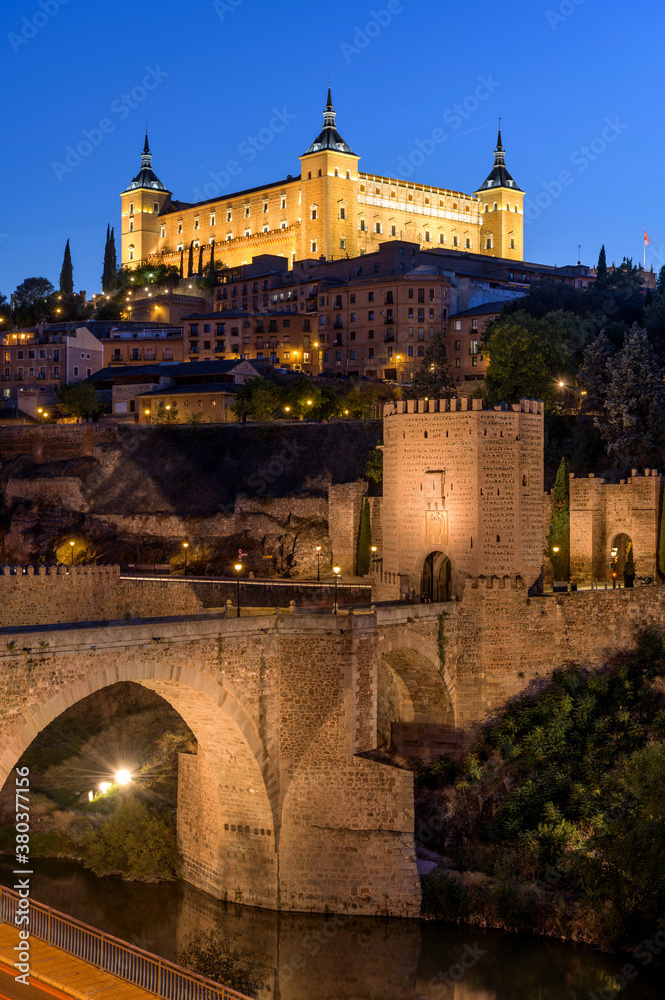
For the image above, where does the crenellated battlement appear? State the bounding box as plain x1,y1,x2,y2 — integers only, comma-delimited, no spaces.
383,397,544,417
0,564,120,578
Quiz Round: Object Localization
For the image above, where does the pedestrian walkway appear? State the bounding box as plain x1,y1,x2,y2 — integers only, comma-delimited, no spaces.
0,925,154,1000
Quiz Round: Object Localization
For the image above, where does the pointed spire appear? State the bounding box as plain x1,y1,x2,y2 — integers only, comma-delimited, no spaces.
143,127,150,155
323,80,336,128
301,81,356,157
123,130,170,193
476,123,521,193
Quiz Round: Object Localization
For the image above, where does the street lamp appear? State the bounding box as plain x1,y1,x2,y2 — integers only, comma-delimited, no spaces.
333,565,341,615
69,540,75,570
371,545,377,571
182,541,189,576
234,562,243,617
316,545,322,581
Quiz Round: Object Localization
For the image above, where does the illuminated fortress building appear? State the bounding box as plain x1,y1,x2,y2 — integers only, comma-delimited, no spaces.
120,87,524,274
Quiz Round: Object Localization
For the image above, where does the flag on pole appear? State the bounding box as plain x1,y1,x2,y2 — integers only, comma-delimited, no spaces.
645,230,651,246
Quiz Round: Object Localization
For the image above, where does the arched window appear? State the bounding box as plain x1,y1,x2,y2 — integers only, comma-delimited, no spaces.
318,169,322,177
128,244,134,261
493,202,498,211
514,204,520,213
308,171,311,179
375,187,380,195
486,236,493,250
346,170,350,179
484,204,489,213
334,168,339,177
506,203,510,212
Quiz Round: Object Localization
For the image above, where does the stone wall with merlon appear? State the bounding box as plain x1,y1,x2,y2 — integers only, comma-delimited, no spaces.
379,398,544,599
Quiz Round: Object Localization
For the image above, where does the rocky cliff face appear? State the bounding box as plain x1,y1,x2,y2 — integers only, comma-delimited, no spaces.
0,423,380,577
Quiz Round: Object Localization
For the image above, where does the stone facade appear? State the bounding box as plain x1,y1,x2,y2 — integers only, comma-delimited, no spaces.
0,565,202,627
121,94,524,272
568,470,663,585
377,397,544,600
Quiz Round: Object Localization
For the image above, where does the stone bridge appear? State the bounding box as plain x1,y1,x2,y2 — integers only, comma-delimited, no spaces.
2,575,665,916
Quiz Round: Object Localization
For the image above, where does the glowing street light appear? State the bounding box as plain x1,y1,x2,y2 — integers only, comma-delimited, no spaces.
115,769,131,785
333,565,341,615
234,562,243,617
316,544,322,581
182,540,189,576
99,782,112,794
69,540,75,569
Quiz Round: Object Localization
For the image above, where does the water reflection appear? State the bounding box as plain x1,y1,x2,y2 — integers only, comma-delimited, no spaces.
0,860,661,1000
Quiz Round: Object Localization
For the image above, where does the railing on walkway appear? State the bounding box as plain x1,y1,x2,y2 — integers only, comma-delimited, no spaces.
0,885,251,1000
120,570,372,593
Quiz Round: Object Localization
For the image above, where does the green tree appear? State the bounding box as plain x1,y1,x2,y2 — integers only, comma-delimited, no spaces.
178,923,266,999
624,539,635,585
577,331,615,413
152,400,179,424
231,377,282,422
59,239,74,295
547,457,570,579
58,382,102,422
582,742,665,943
101,225,118,292
14,276,55,307
601,326,665,468
657,264,665,297
406,334,455,398
357,498,372,575
365,447,383,484
84,795,179,881
595,244,608,287
483,310,592,408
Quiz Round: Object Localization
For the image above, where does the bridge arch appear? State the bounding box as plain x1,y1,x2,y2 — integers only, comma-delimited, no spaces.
1,658,280,909
376,632,456,751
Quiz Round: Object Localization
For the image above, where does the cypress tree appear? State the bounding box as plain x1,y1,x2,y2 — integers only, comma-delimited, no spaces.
596,245,608,287
108,228,117,290
188,242,194,277
101,224,110,291
59,239,74,294
198,245,203,274
209,240,215,274
179,248,184,279
548,457,570,580
357,498,372,576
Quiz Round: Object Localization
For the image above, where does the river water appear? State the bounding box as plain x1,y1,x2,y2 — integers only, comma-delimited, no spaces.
0,859,661,999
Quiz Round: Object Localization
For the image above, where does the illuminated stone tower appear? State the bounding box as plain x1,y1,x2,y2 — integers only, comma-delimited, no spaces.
475,127,524,261
120,131,171,268
299,85,360,260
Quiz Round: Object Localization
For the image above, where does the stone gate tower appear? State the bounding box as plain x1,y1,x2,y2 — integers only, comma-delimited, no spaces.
376,397,544,600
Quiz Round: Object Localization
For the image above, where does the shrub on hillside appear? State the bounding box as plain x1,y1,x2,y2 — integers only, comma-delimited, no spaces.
83,795,179,881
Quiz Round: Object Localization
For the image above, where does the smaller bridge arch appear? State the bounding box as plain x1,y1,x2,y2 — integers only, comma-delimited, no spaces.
377,630,456,754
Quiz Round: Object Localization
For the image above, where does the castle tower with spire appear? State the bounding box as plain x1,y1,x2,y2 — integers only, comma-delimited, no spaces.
475,126,524,261
120,130,171,268
299,85,360,260
119,93,525,271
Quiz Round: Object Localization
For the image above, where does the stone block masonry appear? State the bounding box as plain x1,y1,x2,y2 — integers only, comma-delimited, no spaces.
378,397,544,600
0,564,202,627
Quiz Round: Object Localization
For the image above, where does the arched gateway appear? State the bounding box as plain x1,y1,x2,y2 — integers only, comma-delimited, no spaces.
422,551,452,602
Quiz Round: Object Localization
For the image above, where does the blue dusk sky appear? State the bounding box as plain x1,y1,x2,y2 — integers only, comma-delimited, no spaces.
0,0,662,299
